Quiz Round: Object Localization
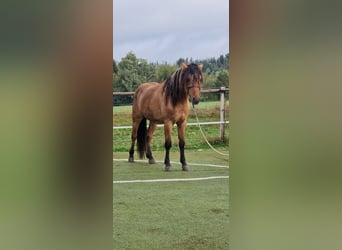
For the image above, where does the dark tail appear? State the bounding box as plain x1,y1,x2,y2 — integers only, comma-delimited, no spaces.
137,117,147,159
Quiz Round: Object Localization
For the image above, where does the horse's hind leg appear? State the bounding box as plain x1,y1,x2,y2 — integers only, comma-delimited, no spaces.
146,122,157,164
128,118,142,162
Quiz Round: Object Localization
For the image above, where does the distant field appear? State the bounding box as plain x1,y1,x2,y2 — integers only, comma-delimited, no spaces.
113,150,229,249
113,101,229,152
113,101,228,113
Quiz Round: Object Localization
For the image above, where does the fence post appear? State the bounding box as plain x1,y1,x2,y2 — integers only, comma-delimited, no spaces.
220,87,226,141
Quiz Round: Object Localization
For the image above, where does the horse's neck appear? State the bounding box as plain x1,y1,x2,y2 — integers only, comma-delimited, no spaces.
174,98,190,110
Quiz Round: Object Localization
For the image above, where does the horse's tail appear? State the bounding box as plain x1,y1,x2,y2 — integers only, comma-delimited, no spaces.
137,117,147,159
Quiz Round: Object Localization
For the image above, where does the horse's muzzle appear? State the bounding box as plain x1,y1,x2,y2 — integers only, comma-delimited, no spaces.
192,97,200,107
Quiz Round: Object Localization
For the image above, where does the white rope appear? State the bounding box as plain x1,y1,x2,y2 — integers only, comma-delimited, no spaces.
113,176,229,184
192,107,230,157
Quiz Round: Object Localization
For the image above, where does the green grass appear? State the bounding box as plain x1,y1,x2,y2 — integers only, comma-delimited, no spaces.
113,150,229,249
113,101,229,152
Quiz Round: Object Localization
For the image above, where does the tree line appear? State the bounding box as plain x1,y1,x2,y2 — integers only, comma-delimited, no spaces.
113,52,229,105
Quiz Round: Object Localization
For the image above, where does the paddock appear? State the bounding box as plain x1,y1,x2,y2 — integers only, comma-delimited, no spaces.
113,89,229,248
113,149,229,249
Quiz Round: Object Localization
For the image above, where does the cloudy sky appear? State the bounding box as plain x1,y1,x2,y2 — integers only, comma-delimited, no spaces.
113,0,229,64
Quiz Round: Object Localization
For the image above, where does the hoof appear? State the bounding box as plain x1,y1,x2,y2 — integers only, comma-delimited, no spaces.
165,165,172,172
128,157,134,162
182,165,189,171
148,158,156,164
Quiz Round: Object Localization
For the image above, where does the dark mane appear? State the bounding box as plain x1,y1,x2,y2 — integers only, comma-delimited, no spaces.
163,63,202,106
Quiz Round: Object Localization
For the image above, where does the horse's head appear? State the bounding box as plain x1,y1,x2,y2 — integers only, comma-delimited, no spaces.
181,63,203,106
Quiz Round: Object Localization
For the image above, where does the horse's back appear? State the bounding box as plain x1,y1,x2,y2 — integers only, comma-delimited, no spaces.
135,82,159,93
134,82,162,101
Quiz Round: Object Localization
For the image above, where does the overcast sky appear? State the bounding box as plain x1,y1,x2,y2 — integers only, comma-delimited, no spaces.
113,0,229,64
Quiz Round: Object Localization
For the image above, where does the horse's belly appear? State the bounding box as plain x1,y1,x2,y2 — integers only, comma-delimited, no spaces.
145,109,187,125
143,108,164,124
138,94,164,123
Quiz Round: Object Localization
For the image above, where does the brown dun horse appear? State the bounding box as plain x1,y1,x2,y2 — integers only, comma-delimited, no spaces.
128,63,203,171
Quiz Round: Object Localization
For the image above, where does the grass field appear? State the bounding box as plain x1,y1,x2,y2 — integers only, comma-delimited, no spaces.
113,150,229,249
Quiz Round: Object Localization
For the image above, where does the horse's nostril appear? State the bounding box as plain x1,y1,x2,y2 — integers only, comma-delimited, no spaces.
192,97,200,105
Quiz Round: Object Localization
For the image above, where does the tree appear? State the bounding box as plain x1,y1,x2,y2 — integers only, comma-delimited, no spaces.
113,52,155,105
113,52,230,105
176,58,185,67
215,69,229,88
154,64,178,82
225,53,230,69
113,59,118,74
218,55,225,67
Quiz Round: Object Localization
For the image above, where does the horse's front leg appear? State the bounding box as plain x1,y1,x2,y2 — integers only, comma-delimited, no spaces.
164,121,172,171
177,120,188,171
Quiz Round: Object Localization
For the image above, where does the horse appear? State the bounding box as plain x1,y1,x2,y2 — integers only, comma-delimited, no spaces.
128,63,203,171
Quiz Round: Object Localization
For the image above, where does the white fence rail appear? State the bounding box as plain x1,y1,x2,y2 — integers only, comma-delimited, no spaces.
113,87,229,141
113,121,229,130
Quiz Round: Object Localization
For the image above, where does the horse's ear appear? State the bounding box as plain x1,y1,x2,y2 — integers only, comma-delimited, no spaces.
198,64,203,71
181,63,188,70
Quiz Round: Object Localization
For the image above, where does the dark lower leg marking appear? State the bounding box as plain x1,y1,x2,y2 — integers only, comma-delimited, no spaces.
178,139,188,171
164,140,172,171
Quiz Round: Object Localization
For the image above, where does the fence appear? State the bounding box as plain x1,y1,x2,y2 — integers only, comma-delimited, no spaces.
113,87,229,141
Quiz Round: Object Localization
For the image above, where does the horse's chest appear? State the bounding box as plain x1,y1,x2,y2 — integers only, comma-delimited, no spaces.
166,106,188,122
